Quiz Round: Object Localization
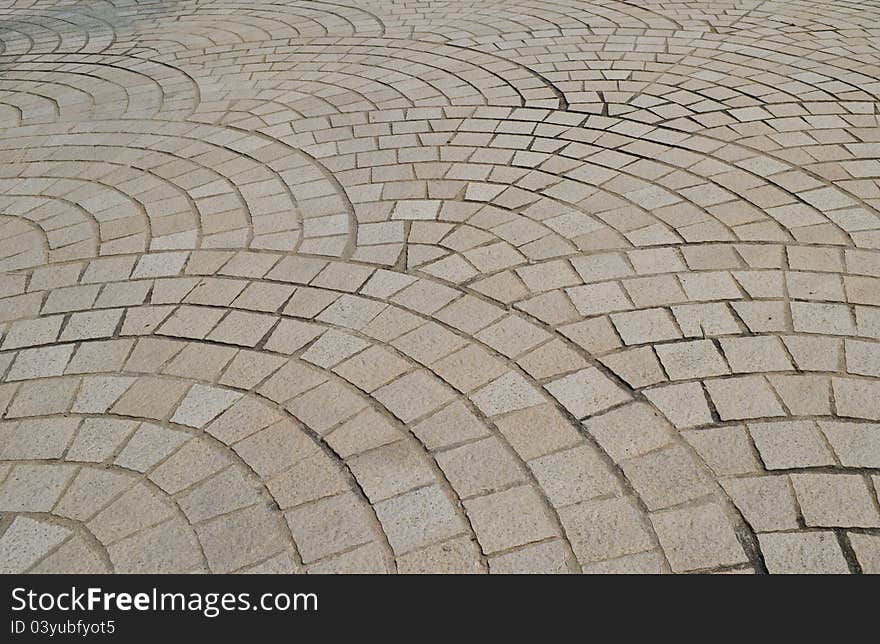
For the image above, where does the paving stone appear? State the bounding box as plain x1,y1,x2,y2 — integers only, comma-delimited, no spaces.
759,532,850,574
177,467,260,523
2,2,878,574
374,485,467,555
622,445,717,511
719,336,794,373
54,468,135,522
488,540,571,574
374,371,455,423
682,425,761,476
464,485,558,554
285,492,378,564
7,345,74,381
584,402,674,461
472,371,545,416
597,346,666,388
611,308,682,345
196,504,289,573
0,517,71,573
721,476,800,532
411,401,490,451
87,483,174,545
0,464,76,511
749,420,836,470
0,417,79,460
66,418,138,462
558,497,654,565
544,367,629,419
655,339,730,380
644,382,714,428
348,440,436,502
267,450,350,509
581,550,666,574
704,376,786,420
818,421,880,468
398,537,484,574
529,444,620,507
848,533,880,574
650,503,748,572
108,517,203,573
114,423,188,472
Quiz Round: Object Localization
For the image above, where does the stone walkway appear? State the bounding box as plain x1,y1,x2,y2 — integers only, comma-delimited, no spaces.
0,0,878,575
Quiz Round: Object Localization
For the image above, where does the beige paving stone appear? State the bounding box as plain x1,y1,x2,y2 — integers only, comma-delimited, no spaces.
170,384,242,428
683,425,761,476
721,476,800,532
782,335,843,371
832,378,880,420
544,367,629,419
60,309,123,342
464,485,558,554
2,315,63,350
791,473,880,528
644,382,714,429
232,419,318,478
267,450,350,509
108,517,203,573
196,504,289,573
0,417,78,460
3,1,879,574
374,485,467,555
177,467,260,523
7,345,74,381
585,402,674,461
767,374,833,416
529,444,620,507
436,436,527,499
6,378,78,417
488,540,571,574
818,421,880,468
848,533,880,574
581,550,666,574
0,517,71,574
398,536,484,574
704,376,786,420
411,401,490,451
374,371,455,423
758,532,850,574
206,310,277,347
611,308,682,345
54,468,133,522
719,336,794,373
114,423,188,472
0,464,76,511
348,440,436,502
558,496,655,566
472,371,545,416
87,483,174,545
110,377,190,420
655,339,730,380
285,492,378,564
622,445,717,511
597,346,666,388
650,503,748,572
148,438,228,494
66,418,139,463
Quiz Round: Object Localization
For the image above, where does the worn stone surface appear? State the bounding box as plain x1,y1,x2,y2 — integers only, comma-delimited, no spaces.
0,0,878,575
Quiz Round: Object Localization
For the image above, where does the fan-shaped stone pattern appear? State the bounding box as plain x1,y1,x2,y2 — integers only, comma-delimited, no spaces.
0,0,879,575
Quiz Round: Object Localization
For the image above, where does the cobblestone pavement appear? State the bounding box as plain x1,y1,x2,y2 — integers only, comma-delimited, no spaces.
0,0,878,575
